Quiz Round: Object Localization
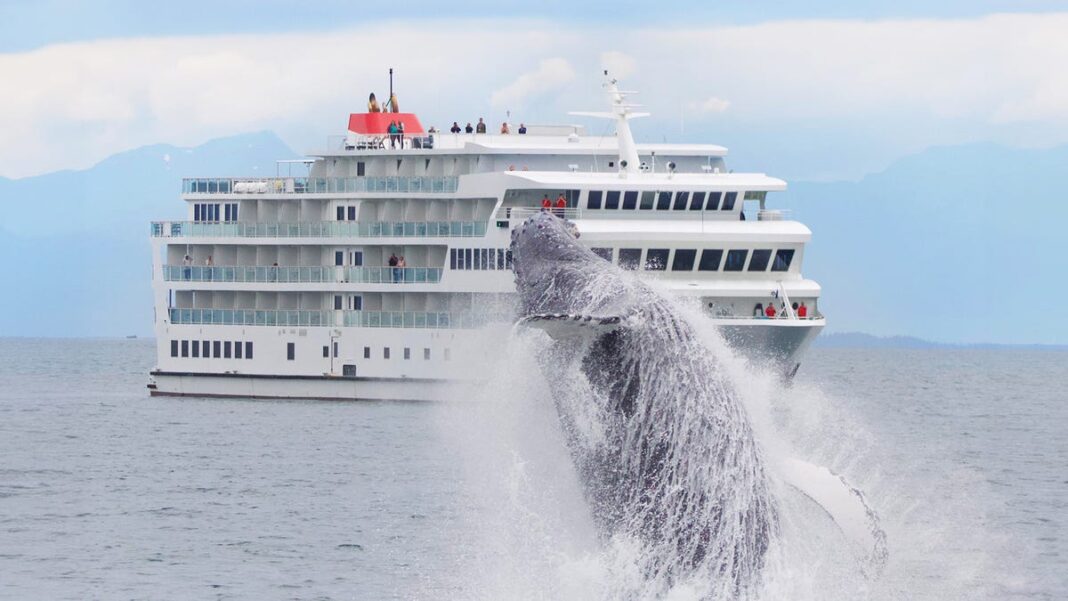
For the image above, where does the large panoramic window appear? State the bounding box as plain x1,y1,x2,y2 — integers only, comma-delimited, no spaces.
698,249,723,271
645,249,669,270
639,191,655,210
772,249,795,271
619,248,642,270
705,192,722,210
656,191,673,210
721,192,738,211
605,190,621,210
622,191,638,210
672,249,697,271
724,249,748,271
587,190,603,210
673,192,690,211
591,248,613,261
689,192,706,211
748,249,772,271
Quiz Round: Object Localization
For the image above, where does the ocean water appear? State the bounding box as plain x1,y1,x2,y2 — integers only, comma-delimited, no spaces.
0,338,1064,600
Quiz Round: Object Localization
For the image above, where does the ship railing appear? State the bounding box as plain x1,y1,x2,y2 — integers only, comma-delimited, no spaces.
496,207,581,220
331,133,437,151
709,312,824,321
756,209,791,221
181,175,458,195
151,220,487,238
162,265,443,284
168,308,480,329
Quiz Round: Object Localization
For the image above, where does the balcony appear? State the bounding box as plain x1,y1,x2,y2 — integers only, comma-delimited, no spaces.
163,265,443,284
151,220,487,238
167,308,481,329
182,176,458,195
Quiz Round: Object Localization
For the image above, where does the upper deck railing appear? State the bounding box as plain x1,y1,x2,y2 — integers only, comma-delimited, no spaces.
163,265,442,284
183,175,458,195
151,220,487,238
495,207,791,222
168,308,483,329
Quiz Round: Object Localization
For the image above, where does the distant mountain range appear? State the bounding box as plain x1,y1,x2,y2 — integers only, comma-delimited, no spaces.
0,134,1062,344
813,332,1068,350
0,132,297,337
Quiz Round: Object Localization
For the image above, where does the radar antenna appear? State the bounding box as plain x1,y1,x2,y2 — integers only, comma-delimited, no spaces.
569,70,649,174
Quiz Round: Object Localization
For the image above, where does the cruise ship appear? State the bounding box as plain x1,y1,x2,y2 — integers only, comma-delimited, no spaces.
148,74,824,401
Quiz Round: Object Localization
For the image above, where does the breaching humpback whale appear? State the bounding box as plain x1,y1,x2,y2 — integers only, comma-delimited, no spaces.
510,211,886,596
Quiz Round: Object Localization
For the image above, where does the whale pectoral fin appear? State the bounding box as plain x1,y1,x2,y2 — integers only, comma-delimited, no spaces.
517,313,626,341
779,457,889,577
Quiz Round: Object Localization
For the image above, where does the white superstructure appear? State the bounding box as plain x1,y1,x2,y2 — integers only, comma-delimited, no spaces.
148,75,824,400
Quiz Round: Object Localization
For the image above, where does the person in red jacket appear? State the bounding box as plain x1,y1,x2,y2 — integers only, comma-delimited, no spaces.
541,194,552,211
554,194,566,217
798,302,808,318
765,303,777,318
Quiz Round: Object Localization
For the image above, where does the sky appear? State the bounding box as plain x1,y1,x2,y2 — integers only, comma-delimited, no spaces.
3,2,1068,180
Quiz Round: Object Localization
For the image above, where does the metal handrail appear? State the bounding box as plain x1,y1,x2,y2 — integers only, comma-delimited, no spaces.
163,265,443,284
182,175,458,195
151,220,488,238
167,308,481,329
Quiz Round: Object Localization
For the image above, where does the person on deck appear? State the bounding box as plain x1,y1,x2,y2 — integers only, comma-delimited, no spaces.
518,123,527,134
397,121,405,148
388,254,399,282
764,303,777,318
798,302,808,318
397,256,407,282
753,303,763,318
554,194,566,217
465,122,474,133
500,122,510,134
450,122,462,133
476,118,487,134
541,194,552,211
387,121,399,149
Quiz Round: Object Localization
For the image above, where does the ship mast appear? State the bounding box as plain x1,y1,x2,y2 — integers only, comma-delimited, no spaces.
570,71,649,174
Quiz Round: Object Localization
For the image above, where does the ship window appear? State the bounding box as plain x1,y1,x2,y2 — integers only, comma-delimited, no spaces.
724,249,748,271
640,191,655,210
656,191,672,210
505,250,514,270
336,206,345,221
587,190,603,210
235,341,243,359
347,206,356,221
191,340,199,358
748,249,772,271
170,340,178,357
645,249,669,270
404,348,411,360
351,296,363,311
698,249,723,271
224,342,231,358
497,250,505,270
364,346,371,359
334,295,342,310
622,191,638,210
323,346,330,358
424,348,431,360
450,249,457,270
619,248,642,270
333,342,338,358
213,341,221,358
357,162,365,176
383,347,390,359
201,340,209,358
194,204,201,222
772,249,795,272
181,340,188,357
343,364,357,377
287,342,295,361
591,247,613,261
481,248,489,270
673,192,690,210
721,192,738,211
672,249,697,271
744,190,767,202
705,192,722,210
351,251,363,266
246,342,253,359
335,251,344,266
605,190,621,210
464,249,472,270
689,192,706,211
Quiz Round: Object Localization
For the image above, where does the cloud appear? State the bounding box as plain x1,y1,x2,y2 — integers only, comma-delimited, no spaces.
690,96,730,114
3,13,1068,178
489,58,577,109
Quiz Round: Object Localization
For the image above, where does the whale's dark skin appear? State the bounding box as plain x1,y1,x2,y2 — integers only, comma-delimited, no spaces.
510,211,778,595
